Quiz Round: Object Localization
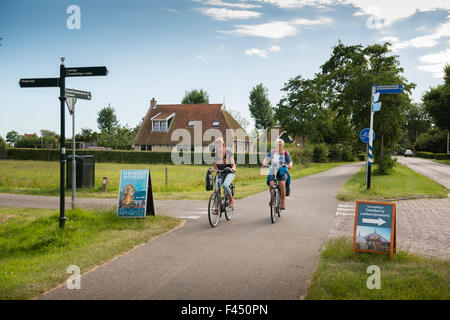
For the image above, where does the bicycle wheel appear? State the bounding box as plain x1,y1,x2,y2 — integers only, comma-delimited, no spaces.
225,202,233,220
270,189,277,223
277,189,282,217
208,192,221,228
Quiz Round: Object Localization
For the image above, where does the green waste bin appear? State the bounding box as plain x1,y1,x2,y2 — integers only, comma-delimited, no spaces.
67,155,95,189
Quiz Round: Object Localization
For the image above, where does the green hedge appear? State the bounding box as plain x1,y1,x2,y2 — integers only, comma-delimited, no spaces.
3,148,267,166
415,151,435,159
415,151,450,160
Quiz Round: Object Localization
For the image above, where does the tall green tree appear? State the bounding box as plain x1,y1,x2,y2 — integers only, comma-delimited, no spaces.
6,130,21,145
318,41,416,172
422,65,450,131
248,83,274,130
405,103,431,146
0,136,6,150
223,106,249,130
181,89,209,104
97,104,119,134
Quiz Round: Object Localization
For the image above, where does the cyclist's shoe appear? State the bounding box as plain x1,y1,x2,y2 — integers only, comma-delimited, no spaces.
212,206,219,215
281,203,286,210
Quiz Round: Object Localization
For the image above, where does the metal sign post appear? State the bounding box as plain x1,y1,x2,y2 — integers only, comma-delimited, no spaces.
367,84,403,190
360,128,375,185
65,88,91,210
19,60,107,228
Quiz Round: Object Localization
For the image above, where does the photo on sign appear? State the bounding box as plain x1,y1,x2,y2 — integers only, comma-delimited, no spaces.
117,170,149,218
355,226,391,252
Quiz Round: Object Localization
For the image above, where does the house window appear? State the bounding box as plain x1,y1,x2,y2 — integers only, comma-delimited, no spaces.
160,121,167,131
141,145,146,151
153,121,160,131
188,120,196,126
212,120,220,127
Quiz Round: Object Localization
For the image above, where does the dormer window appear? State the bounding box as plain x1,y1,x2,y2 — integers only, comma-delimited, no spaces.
212,120,220,127
188,120,196,126
153,121,160,131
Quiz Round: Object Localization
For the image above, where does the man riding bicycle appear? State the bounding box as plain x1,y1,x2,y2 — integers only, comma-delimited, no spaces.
262,138,293,210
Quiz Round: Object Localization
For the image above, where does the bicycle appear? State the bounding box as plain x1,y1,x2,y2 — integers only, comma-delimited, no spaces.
208,168,235,228
263,164,287,224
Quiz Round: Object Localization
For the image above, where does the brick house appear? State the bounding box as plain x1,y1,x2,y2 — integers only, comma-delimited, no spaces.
133,98,251,152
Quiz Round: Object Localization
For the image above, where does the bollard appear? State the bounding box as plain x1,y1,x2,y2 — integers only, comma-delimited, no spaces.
102,177,108,192
165,167,168,190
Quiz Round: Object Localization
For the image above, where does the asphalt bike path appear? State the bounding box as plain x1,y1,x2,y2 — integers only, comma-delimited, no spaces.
38,162,361,299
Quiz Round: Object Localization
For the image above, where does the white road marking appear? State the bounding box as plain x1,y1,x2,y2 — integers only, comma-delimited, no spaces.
186,211,208,215
337,205,355,208
176,216,202,220
336,212,355,216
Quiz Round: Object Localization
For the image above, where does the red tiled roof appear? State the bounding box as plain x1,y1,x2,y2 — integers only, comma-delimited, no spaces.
134,103,248,146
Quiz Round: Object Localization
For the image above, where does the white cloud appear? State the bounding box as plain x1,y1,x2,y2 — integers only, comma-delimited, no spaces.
200,7,262,20
381,19,450,51
268,45,281,52
220,16,332,38
202,0,262,8
248,0,450,27
196,55,208,62
245,48,269,57
418,48,450,78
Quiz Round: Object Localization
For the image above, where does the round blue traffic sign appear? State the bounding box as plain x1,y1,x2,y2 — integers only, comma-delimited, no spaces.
360,128,375,144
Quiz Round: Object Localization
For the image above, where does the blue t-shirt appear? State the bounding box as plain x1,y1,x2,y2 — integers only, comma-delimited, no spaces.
266,149,291,176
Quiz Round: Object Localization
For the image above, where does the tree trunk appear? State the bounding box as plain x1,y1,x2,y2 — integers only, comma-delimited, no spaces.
380,134,384,165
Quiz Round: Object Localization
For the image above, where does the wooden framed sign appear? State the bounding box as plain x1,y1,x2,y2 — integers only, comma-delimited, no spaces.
353,200,396,257
117,169,155,218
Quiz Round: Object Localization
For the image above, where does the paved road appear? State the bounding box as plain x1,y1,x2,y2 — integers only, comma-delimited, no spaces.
396,156,450,189
35,162,361,300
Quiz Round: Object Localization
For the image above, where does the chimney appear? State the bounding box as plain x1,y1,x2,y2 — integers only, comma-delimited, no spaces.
150,98,157,109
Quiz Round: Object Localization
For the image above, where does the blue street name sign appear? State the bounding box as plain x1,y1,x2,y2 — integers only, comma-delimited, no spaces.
376,84,403,94
372,92,380,103
360,128,375,144
372,101,382,112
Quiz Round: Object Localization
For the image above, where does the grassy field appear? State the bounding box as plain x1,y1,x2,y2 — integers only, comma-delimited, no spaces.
0,206,181,300
0,160,345,200
434,159,450,166
306,237,449,300
337,163,448,201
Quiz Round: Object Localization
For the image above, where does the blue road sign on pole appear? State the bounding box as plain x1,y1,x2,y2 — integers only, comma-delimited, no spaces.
360,128,375,144
372,92,380,103
372,101,382,112
376,85,403,94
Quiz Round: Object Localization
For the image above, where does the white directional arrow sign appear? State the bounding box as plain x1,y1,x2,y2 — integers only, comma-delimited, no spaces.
362,217,386,226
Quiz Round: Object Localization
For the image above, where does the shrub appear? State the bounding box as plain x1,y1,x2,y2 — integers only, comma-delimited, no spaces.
312,144,328,163
434,153,450,160
415,151,435,159
415,129,447,153
358,152,366,161
0,136,6,150
328,144,342,162
341,145,355,162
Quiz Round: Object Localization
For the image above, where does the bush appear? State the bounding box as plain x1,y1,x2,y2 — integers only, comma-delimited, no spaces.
312,144,328,163
415,151,435,159
341,145,355,162
415,129,447,153
286,145,312,164
434,153,450,160
377,150,396,173
358,152,366,161
0,136,6,150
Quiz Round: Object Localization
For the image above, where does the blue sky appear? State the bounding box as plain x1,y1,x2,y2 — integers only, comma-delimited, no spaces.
1,0,449,138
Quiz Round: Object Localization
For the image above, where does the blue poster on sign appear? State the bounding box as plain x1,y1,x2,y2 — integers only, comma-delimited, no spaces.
353,201,396,256
117,169,149,218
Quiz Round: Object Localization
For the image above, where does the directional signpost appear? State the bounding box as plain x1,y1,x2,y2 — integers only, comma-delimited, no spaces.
19,59,107,228
353,200,396,257
367,84,403,189
360,128,375,185
65,88,92,210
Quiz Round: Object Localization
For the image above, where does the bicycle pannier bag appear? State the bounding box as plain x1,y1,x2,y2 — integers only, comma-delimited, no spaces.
206,170,214,191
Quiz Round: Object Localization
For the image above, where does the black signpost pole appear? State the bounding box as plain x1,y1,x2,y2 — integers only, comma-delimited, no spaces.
59,58,66,228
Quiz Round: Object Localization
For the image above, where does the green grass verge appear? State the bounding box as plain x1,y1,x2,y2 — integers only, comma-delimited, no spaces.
306,237,450,300
337,163,448,201
0,160,345,200
0,206,181,300
433,159,450,166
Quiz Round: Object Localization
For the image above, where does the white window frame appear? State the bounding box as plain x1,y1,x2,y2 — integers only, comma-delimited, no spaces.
212,120,220,127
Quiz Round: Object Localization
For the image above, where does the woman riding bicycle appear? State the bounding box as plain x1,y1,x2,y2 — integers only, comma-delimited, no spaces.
212,137,236,208
262,138,293,210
